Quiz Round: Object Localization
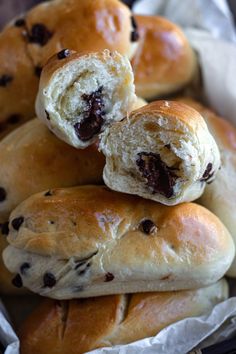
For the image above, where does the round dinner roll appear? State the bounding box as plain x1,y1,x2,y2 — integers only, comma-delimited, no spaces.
3,186,234,299
100,101,220,205
19,279,228,354
131,15,197,100
36,49,136,148
0,119,104,223
178,97,236,277
0,0,137,138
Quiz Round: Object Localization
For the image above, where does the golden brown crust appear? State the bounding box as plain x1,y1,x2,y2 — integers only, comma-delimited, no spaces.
19,280,228,354
0,119,104,222
7,186,232,263
0,0,134,135
131,15,197,99
177,98,236,151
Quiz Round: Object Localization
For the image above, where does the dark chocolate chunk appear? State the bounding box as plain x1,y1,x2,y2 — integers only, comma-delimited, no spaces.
57,49,71,60
74,87,105,141
1,221,9,235
44,190,52,196
0,74,13,87
20,262,31,275
43,272,56,288
105,272,114,282
78,269,86,276
200,163,214,182
12,274,23,288
49,220,55,224
14,18,26,27
45,110,50,120
11,216,24,230
35,66,42,77
28,24,52,46
131,16,138,30
165,144,171,150
136,152,178,198
7,114,21,124
0,187,6,202
140,219,157,235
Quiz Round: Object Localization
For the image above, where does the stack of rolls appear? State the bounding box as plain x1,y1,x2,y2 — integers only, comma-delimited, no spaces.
0,1,235,353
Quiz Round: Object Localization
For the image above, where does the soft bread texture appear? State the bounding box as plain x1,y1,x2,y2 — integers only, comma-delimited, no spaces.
19,279,228,354
36,50,136,148
0,119,104,223
100,101,220,205
3,186,234,299
132,97,147,110
178,98,236,277
0,0,137,137
131,15,197,100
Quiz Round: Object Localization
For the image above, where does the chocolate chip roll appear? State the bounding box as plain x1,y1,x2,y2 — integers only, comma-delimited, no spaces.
178,97,236,277
100,101,221,205
131,15,197,100
3,186,234,298
0,0,138,138
36,49,136,148
0,119,104,223
19,279,228,354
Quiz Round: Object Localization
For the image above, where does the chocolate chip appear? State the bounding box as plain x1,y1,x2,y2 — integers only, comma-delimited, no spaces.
12,274,23,288
140,219,157,235
34,66,42,77
130,16,139,42
78,269,86,276
0,187,6,202
44,190,52,196
11,216,24,230
1,222,9,235
20,262,30,275
49,221,55,224
165,144,171,150
7,114,21,124
131,16,138,30
14,18,26,27
105,272,114,282
74,87,105,141
45,110,50,120
28,24,52,46
43,272,56,288
57,49,71,60
0,75,13,87
136,152,178,198
200,163,214,182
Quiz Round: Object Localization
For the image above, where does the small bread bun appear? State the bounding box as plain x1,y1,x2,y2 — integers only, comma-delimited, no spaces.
100,101,220,205
3,186,234,298
178,97,236,277
0,0,137,138
36,50,136,148
0,119,104,223
19,279,228,354
131,15,197,100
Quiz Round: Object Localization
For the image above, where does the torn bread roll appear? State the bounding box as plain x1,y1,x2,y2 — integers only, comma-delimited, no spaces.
131,15,197,100
36,49,136,148
19,279,228,354
3,186,234,299
0,0,137,136
100,101,220,205
178,97,236,277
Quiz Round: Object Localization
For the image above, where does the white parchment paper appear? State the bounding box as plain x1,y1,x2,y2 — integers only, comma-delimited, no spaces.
1,1,236,353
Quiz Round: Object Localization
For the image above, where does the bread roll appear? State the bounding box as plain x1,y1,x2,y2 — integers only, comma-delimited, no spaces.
100,101,220,205
3,186,234,298
19,279,228,354
131,15,197,100
178,97,236,277
36,50,136,148
0,0,137,137
0,119,104,223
